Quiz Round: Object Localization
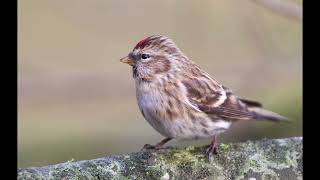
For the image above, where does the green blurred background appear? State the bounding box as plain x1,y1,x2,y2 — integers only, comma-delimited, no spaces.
18,0,302,168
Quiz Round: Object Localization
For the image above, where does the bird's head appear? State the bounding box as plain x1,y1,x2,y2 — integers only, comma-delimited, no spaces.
120,35,188,81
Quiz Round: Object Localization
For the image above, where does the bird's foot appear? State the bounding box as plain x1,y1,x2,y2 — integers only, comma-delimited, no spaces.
205,143,219,162
141,138,173,151
141,144,172,151
141,144,156,150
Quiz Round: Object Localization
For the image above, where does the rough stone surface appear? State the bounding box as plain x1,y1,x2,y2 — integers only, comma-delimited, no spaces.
18,137,302,180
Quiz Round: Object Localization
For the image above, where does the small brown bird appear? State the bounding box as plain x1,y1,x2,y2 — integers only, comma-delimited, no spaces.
120,35,288,160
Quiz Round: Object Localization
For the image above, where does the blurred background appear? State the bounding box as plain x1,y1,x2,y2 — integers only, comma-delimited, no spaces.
18,0,302,168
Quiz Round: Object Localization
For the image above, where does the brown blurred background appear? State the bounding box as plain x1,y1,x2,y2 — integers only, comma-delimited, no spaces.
18,0,302,168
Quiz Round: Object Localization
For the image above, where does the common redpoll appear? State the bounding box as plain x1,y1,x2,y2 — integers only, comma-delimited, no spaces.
120,35,288,160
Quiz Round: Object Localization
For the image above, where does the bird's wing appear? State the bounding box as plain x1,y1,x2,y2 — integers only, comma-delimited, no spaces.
238,98,263,107
194,93,256,120
179,71,256,121
222,85,263,108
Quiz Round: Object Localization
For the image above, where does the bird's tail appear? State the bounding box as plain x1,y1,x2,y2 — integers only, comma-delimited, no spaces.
249,107,289,122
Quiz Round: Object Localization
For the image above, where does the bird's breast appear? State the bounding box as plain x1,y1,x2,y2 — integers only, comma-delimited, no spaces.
135,81,174,137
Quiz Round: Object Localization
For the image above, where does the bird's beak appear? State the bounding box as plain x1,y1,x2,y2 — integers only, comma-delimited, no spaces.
120,55,135,66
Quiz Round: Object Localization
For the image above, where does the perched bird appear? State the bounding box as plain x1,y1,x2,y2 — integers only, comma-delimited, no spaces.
120,35,288,160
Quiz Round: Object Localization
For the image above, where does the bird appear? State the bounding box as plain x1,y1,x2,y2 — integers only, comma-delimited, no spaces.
120,35,288,160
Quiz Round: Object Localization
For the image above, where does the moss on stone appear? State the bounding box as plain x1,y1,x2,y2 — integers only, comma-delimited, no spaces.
220,143,230,151
18,137,302,180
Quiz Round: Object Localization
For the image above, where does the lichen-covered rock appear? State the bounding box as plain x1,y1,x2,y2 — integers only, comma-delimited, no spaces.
18,137,302,180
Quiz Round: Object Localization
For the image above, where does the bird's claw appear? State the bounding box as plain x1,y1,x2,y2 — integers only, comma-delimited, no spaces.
141,144,156,151
141,144,172,151
205,144,218,162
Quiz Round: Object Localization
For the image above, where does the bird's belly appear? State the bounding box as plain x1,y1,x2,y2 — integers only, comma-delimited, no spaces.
137,92,231,139
163,117,232,139
136,81,232,139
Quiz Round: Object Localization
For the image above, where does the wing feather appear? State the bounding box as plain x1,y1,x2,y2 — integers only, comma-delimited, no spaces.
180,73,256,121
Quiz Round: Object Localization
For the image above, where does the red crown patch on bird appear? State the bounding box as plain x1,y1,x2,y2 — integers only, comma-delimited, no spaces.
134,35,161,49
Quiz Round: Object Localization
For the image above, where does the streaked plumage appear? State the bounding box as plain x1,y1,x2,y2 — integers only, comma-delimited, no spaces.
120,35,287,160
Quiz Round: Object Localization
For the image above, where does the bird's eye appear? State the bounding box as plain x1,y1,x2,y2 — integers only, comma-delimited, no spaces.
141,54,150,59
